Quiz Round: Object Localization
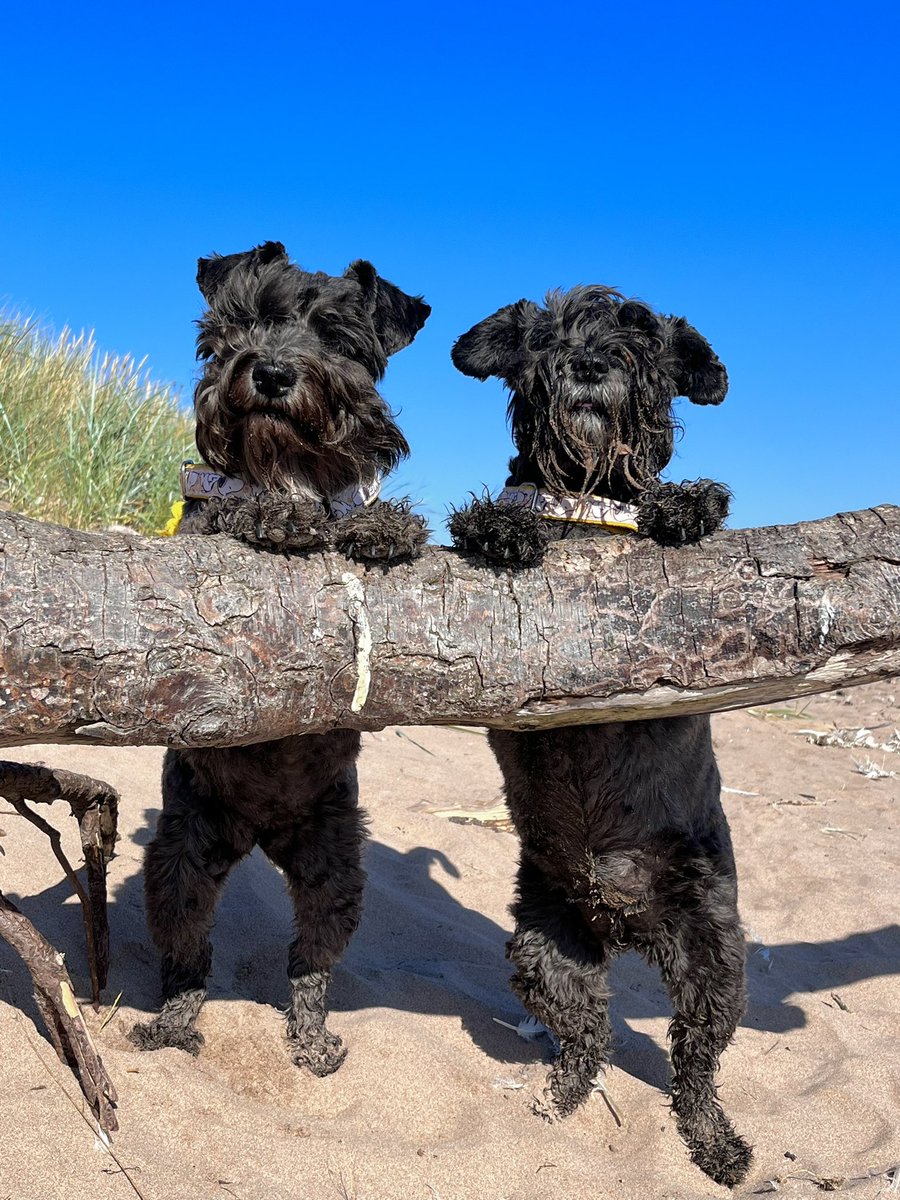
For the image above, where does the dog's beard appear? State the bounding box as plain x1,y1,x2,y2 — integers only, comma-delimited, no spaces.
195,355,408,496
510,366,675,499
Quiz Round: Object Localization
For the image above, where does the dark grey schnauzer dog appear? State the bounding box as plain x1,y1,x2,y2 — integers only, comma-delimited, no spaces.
448,286,751,1187
129,242,430,1075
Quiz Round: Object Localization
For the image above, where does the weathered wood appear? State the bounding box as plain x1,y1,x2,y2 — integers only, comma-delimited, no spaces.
0,889,119,1132
0,506,898,747
0,763,120,1003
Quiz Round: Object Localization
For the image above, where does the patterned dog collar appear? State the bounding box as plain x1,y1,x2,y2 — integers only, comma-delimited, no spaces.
496,482,639,532
178,462,382,518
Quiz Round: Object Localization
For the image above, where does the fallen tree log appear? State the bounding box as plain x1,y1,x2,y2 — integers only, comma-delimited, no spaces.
0,506,898,748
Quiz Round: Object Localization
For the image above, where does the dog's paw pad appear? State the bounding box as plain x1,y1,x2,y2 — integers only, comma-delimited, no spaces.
338,536,394,561
206,496,330,551
547,1075,593,1119
638,478,731,546
334,505,428,563
449,500,549,567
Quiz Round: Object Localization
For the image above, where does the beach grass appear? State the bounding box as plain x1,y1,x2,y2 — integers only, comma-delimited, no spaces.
0,312,195,534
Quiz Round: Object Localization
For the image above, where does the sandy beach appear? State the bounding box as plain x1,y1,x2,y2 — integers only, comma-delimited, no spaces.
0,681,897,1200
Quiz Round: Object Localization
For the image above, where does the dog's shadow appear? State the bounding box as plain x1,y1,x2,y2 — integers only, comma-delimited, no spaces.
2,813,898,1094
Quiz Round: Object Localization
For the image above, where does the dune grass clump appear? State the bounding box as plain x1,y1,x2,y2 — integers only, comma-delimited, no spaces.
0,313,195,533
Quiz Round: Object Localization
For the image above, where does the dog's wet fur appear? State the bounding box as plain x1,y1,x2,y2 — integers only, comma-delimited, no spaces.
449,286,752,1187
129,242,429,1074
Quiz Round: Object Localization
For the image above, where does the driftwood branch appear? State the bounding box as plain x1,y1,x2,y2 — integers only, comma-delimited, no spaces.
0,763,119,1003
0,506,898,748
0,888,118,1132
0,763,120,1129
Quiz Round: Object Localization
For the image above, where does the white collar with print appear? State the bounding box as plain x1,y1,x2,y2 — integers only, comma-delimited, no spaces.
496,482,639,532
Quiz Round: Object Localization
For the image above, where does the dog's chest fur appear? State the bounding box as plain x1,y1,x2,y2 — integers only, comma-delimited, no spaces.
175,733,362,831
490,716,722,901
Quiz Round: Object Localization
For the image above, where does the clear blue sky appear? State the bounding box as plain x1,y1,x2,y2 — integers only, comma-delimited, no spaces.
3,2,897,534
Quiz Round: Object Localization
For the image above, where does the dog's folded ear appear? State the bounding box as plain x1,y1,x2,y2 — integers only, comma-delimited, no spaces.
617,300,661,335
197,241,289,301
664,316,728,405
344,261,431,356
451,300,541,382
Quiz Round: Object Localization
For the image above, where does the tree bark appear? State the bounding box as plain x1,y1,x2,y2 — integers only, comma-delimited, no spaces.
0,506,897,747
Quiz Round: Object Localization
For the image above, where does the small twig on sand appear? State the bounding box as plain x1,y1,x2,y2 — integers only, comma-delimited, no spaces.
394,729,437,757
98,990,124,1032
821,826,862,840
591,1077,624,1128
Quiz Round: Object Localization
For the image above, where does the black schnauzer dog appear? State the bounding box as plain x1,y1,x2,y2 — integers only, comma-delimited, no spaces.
449,286,751,1187
129,242,430,1075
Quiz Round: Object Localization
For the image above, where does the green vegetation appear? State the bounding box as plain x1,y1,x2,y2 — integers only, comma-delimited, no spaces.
0,312,195,533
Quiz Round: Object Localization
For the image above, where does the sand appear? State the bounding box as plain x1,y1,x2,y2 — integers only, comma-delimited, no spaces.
0,681,897,1200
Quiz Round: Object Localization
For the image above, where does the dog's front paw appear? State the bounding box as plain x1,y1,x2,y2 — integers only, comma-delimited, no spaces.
289,1027,348,1076
681,1113,753,1188
202,495,331,550
637,479,731,546
449,498,550,567
531,1092,560,1123
542,1045,605,1119
127,1016,205,1056
332,499,429,563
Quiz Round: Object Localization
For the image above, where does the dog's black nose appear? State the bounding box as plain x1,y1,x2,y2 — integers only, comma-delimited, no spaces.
572,352,609,383
252,361,297,398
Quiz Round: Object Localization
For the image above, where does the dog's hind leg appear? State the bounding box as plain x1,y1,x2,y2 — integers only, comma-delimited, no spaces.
508,859,612,1119
259,764,366,1077
129,752,255,1054
647,880,752,1187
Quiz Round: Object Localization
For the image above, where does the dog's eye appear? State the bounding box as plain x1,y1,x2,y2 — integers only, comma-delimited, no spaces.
195,330,221,361
308,309,367,359
312,323,349,354
255,280,301,324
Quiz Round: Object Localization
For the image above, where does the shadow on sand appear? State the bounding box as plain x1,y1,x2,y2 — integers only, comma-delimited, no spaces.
2,806,898,1093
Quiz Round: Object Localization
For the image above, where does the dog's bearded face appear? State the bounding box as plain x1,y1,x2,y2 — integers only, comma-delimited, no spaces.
451,286,727,500
194,242,430,497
